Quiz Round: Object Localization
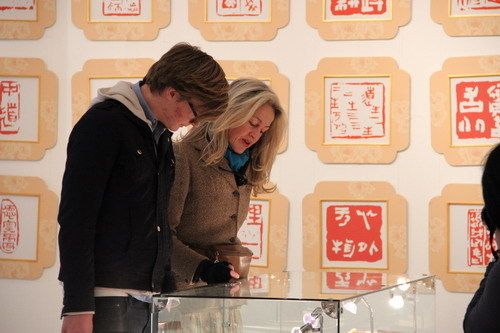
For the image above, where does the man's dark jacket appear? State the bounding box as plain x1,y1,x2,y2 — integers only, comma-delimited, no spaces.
58,83,175,314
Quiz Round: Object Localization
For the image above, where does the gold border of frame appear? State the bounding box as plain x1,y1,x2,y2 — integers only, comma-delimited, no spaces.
0,176,58,280
72,0,170,40
302,181,407,275
0,0,55,40
431,0,500,36
248,184,289,275
307,0,410,40
429,183,486,293
71,58,155,125
0,58,57,161
430,55,500,166
189,0,289,41
305,57,409,164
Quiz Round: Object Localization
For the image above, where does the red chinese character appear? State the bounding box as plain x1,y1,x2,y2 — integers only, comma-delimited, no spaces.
326,271,383,290
0,0,35,11
326,204,383,262
240,203,264,259
330,0,387,16
455,80,500,140
216,0,263,17
1,199,19,254
468,208,497,266
0,81,21,135
329,81,386,139
102,0,141,16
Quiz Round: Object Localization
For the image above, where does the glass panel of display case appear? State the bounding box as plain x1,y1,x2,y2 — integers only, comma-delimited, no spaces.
151,272,435,333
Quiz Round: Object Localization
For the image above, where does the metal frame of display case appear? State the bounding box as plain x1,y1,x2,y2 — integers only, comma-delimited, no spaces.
151,272,435,333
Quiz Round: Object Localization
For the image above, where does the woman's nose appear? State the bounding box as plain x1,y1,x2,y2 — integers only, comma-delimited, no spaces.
249,129,259,139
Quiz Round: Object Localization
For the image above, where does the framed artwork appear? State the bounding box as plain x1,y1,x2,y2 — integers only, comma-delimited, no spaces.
219,60,289,153
71,0,170,40
429,184,490,293
0,58,57,160
0,176,58,279
188,0,289,41
431,0,500,36
305,57,409,164
237,185,288,274
306,0,411,40
72,58,154,124
430,55,500,166
302,181,407,274
0,0,55,40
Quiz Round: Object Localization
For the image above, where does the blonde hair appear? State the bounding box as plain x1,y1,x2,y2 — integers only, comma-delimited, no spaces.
182,79,287,194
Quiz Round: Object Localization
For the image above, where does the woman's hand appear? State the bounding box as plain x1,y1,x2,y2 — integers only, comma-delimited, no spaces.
199,260,239,283
228,264,240,280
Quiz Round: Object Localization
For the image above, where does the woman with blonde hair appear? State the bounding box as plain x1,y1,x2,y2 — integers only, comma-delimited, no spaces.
169,78,287,289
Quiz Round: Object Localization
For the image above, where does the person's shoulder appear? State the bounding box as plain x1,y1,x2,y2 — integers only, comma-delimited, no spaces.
85,99,126,119
174,139,196,156
175,138,207,166
487,258,500,276
70,101,132,140
76,100,132,128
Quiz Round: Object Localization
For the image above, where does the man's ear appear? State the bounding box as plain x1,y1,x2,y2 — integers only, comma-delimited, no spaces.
163,87,177,100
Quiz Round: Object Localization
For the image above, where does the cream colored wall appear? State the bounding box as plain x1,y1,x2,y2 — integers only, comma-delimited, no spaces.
0,1,499,332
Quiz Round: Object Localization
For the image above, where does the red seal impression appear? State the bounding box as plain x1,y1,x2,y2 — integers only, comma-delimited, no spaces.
1,199,19,254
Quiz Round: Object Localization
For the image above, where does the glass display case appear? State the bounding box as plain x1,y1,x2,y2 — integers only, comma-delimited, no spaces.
151,271,435,333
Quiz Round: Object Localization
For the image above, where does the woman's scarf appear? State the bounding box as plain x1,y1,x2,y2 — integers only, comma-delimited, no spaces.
224,146,250,173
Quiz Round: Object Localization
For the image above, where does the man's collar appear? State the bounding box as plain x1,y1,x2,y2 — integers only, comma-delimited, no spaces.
132,81,157,126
